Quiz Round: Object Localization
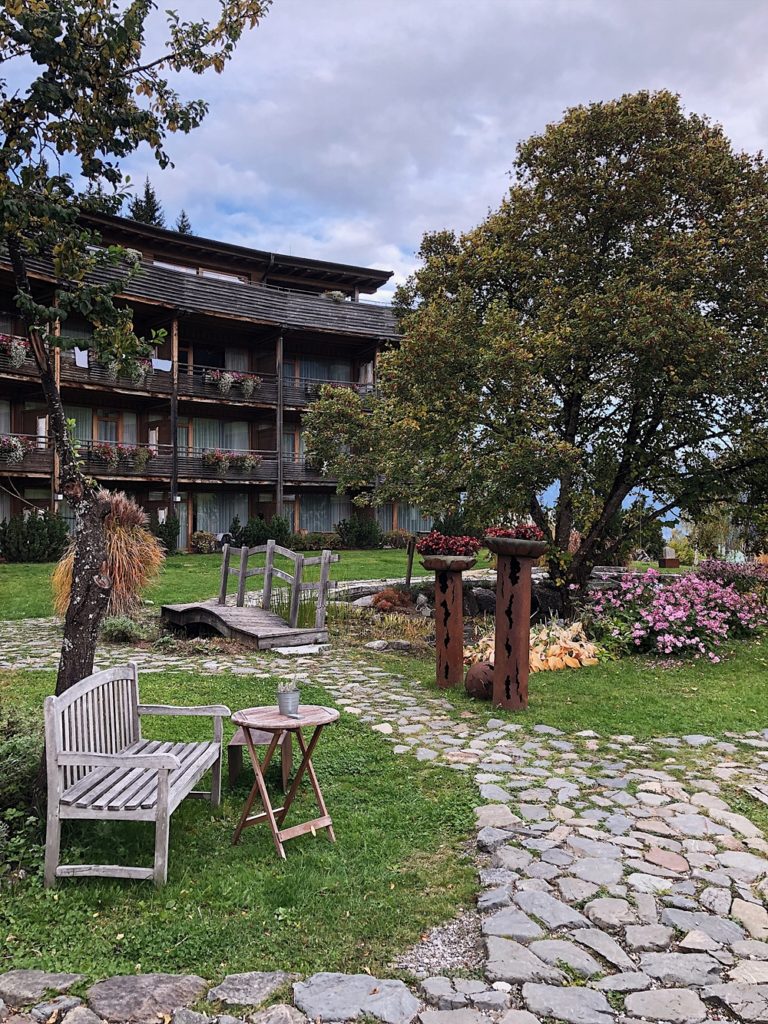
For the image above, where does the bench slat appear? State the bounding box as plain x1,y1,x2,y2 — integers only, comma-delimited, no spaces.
61,738,153,806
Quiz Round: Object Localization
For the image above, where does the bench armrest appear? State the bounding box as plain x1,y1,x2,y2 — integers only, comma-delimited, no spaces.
138,704,231,718
57,751,180,770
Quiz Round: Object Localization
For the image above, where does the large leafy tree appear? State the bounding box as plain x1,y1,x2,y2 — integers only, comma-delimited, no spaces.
0,0,270,693
305,91,768,595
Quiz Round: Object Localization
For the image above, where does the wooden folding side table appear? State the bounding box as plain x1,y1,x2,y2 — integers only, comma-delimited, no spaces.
231,705,340,859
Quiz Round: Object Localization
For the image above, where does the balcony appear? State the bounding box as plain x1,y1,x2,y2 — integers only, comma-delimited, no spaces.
0,348,38,380
0,433,52,476
283,377,373,408
178,366,279,405
282,452,331,484
60,355,173,396
77,440,279,484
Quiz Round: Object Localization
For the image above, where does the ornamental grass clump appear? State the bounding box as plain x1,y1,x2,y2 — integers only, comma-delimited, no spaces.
53,491,164,618
589,568,767,662
416,531,481,557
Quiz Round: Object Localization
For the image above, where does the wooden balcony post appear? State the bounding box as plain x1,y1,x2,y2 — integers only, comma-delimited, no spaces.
170,317,179,510
276,330,284,516
51,317,61,513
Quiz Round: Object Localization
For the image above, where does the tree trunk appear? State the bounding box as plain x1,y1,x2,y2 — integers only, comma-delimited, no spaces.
7,236,112,694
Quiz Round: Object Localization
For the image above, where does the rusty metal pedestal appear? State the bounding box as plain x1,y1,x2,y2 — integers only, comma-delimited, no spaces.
485,537,548,710
421,555,476,689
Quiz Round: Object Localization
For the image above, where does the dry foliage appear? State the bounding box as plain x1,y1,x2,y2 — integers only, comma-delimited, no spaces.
464,620,600,672
53,491,165,617
371,587,413,613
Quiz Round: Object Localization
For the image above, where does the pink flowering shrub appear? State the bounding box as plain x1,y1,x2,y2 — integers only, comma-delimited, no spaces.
695,559,768,599
416,531,481,557
589,568,767,662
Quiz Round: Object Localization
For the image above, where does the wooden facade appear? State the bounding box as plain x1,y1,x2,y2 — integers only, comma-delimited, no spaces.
0,216,398,547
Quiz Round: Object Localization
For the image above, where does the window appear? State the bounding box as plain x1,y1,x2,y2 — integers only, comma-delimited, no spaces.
199,268,249,284
299,494,351,532
63,405,92,443
194,418,249,451
397,503,433,533
154,259,197,275
0,490,9,524
376,504,394,532
195,492,248,535
0,399,9,434
96,410,119,443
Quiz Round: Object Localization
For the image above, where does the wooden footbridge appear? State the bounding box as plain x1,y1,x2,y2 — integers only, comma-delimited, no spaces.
161,541,339,649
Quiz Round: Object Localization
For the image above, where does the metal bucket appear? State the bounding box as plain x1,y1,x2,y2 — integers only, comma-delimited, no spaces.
277,690,300,717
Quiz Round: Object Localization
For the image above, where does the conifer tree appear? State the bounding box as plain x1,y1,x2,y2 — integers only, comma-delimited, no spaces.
175,209,193,234
127,177,166,227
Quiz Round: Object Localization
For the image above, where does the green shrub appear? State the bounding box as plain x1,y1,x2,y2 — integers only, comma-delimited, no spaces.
336,514,382,549
190,530,217,554
267,513,291,546
289,531,340,551
0,705,42,814
100,615,145,643
0,511,69,563
156,513,180,555
670,534,695,566
433,511,478,538
229,515,268,548
382,528,413,549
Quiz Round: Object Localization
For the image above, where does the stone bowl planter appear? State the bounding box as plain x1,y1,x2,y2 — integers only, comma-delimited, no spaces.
483,536,548,559
420,555,477,572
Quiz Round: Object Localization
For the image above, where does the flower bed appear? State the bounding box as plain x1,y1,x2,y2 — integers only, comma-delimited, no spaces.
589,568,767,662
416,531,480,557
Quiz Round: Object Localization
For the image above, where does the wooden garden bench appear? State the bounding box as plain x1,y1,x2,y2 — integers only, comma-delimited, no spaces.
44,662,230,887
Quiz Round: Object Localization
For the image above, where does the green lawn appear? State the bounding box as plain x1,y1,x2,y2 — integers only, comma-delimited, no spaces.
0,669,475,982
385,635,768,739
0,548,436,621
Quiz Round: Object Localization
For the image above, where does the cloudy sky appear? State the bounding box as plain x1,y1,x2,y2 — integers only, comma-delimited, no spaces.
127,0,768,298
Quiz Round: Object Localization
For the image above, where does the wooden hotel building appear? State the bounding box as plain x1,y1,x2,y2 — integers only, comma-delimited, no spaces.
0,214,431,546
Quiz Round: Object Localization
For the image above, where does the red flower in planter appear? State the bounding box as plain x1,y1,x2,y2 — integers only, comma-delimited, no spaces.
416,531,481,557
485,524,545,542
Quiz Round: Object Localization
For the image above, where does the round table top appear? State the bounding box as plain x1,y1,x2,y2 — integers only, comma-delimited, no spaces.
232,704,340,731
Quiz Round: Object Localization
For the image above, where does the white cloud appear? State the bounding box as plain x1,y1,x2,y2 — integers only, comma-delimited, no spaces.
123,0,768,300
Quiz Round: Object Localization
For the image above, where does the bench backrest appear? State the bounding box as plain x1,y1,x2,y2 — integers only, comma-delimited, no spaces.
44,663,140,789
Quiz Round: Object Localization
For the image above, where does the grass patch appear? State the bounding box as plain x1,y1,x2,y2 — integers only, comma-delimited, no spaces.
375,635,768,739
0,549,442,621
0,669,476,981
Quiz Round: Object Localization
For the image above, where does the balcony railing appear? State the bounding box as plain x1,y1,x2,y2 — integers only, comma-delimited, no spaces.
0,349,38,379
283,377,373,407
282,452,330,483
77,440,280,483
60,355,173,395
178,365,278,405
0,434,332,486
0,433,52,475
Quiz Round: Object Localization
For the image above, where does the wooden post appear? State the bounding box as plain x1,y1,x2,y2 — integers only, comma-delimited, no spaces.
218,544,231,605
262,538,275,610
315,549,331,628
492,553,534,710
51,317,61,514
289,553,304,628
434,567,465,688
236,545,249,607
276,331,284,516
405,535,416,587
170,318,179,507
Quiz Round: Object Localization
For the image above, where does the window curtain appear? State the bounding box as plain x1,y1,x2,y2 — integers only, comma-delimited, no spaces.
194,418,221,450
222,421,249,451
299,358,352,382
300,494,352,532
195,492,248,534
194,418,249,451
0,399,10,434
0,490,9,524
376,504,394,531
122,412,137,444
225,348,249,371
397,503,433,533
64,405,92,443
